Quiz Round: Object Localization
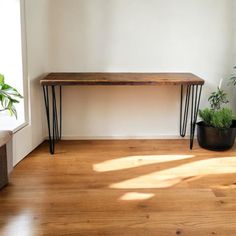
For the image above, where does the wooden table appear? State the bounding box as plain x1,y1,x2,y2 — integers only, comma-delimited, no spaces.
41,73,205,154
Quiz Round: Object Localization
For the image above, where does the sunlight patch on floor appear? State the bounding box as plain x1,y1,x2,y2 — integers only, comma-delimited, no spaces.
0,210,34,236
120,192,155,201
110,157,236,189
213,184,236,190
93,154,194,172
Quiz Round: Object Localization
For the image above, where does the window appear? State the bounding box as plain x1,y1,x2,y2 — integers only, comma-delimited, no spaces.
0,0,28,131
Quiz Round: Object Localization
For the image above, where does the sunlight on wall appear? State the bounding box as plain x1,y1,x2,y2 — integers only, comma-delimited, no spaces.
0,0,25,130
120,192,155,201
93,154,194,172
110,156,236,189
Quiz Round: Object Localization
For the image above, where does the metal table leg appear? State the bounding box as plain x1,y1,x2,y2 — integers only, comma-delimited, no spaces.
180,85,191,137
189,85,202,149
180,84,202,149
42,85,62,154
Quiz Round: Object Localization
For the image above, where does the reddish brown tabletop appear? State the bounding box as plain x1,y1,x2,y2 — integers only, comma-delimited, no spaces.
40,73,205,86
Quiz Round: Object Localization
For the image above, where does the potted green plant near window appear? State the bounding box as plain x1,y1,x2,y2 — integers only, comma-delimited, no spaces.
197,87,236,150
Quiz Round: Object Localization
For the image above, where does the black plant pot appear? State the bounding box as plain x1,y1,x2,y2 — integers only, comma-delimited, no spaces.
197,120,236,151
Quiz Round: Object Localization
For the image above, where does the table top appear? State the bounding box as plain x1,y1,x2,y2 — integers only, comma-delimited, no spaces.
40,73,205,86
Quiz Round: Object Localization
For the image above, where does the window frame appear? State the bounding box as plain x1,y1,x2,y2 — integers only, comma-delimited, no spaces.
12,0,29,133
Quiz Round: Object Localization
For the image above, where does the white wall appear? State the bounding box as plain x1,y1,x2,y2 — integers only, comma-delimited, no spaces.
221,0,236,113
11,0,49,166
47,0,234,139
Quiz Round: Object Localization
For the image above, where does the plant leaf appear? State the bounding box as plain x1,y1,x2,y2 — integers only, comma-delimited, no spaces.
1,84,23,98
0,74,5,85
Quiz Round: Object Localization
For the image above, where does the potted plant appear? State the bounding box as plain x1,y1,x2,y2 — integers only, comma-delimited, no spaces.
197,87,236,150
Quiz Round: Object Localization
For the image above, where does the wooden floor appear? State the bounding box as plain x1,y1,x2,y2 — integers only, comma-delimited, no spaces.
1,140,236,235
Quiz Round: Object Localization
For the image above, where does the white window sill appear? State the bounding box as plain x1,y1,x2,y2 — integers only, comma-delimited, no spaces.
0,111,27,133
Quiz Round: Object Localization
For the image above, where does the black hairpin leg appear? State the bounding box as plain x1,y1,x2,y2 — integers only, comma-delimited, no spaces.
59,86,62,139
42,85,62,154
189,85,202,149
52,86,60,141
180,84,203,149
180,85,191,137
43,85,53,154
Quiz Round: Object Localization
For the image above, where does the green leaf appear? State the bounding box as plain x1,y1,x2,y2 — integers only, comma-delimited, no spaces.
12,106,17,118
0,74,5,85
1,96,10,108
230,76,236,86
1,84,23,98
208,87,228,110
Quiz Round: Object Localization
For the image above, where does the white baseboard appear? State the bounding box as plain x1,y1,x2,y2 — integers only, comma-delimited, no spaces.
44,135,191,140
